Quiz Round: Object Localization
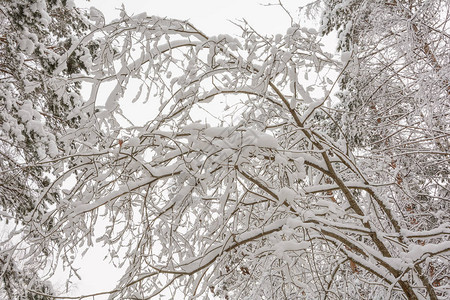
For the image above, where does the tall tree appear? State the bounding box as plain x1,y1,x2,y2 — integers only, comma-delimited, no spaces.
321,0,450,295
0,0,92,298
3,1,449,299
0,0,92,222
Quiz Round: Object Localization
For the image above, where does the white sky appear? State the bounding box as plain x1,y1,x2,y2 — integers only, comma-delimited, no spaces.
78,0,316,35
53,1,323,299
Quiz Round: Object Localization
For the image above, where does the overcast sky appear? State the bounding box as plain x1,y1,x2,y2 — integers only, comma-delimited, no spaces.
77,0,315,35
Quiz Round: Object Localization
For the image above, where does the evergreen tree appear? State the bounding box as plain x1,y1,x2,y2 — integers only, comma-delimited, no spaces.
1,1,93,298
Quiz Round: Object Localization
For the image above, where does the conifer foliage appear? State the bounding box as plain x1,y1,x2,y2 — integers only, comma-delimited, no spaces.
1,0,91,298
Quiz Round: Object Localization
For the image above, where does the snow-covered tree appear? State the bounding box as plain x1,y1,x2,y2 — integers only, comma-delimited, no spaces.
321,1,450,296
1,252,54,299
2,1,449,299
0,0,92,297
0,0,92,222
